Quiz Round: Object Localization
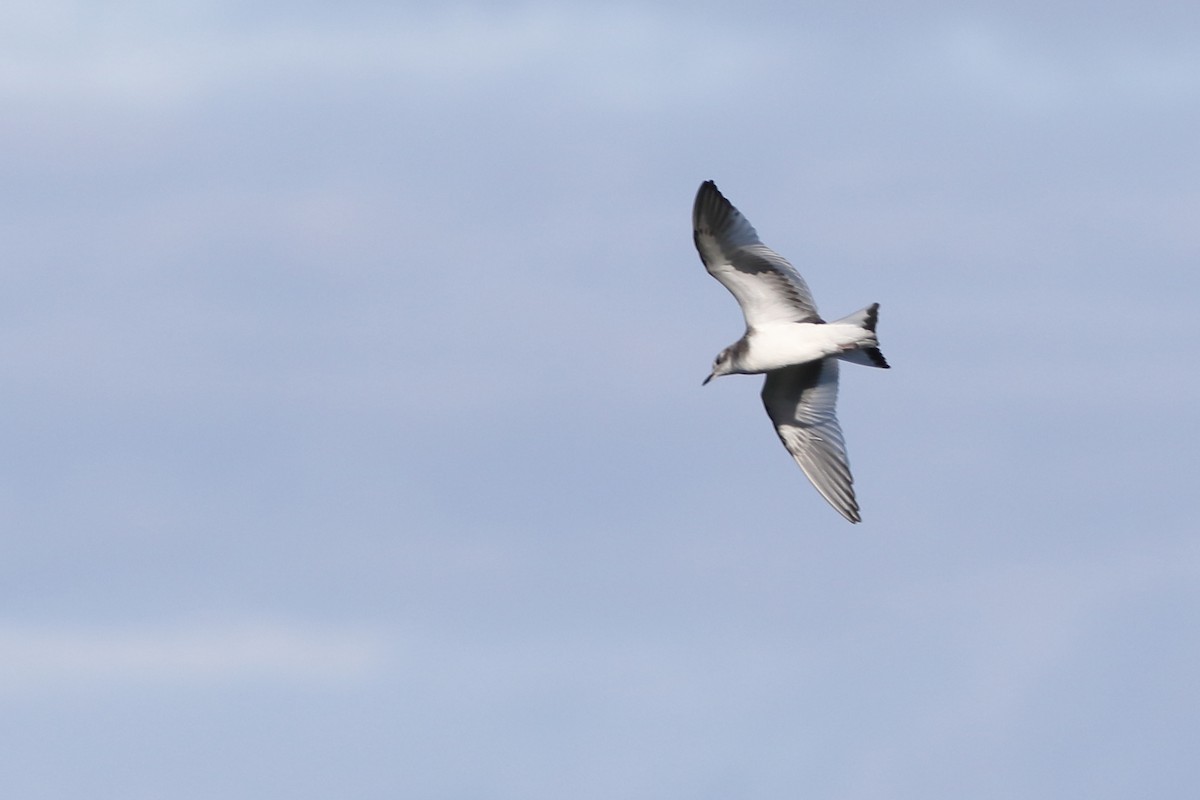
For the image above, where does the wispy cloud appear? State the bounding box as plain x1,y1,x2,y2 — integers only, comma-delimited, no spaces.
0,3,803,108
0,620,386,691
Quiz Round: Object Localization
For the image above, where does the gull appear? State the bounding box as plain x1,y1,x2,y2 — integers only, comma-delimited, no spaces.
692,180,889,523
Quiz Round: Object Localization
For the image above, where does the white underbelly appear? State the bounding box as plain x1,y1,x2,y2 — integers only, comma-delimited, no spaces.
743,323,863,373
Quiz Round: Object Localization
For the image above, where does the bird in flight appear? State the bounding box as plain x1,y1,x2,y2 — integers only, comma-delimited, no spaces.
692,180,888,523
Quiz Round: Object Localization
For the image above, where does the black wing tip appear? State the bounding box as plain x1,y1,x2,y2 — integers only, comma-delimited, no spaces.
693,179,738,232
694,179,723,207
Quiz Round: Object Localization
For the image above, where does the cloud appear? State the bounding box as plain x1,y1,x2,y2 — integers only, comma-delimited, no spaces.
0,3,805,112
0,620,386,691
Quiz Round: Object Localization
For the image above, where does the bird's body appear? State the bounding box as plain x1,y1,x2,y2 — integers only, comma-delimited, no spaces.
692,180,888,523
718,318,879,375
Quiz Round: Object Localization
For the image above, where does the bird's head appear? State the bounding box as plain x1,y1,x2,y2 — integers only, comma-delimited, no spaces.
703,347,735,385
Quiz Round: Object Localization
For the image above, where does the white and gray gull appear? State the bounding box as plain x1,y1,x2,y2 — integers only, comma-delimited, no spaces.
692,180,889,523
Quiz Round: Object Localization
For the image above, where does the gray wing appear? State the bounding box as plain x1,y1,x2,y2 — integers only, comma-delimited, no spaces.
692,180,822,328
761,360,860,523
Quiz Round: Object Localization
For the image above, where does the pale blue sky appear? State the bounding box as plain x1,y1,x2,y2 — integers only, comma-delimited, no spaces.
3,2,1199,798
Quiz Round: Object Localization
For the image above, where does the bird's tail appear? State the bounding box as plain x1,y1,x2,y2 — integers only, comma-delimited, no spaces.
833,303,889,369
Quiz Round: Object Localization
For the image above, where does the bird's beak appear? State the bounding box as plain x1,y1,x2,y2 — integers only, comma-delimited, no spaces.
702,373,713,386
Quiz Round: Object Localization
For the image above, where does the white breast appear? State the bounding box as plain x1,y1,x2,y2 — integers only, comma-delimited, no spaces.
742,323,870,373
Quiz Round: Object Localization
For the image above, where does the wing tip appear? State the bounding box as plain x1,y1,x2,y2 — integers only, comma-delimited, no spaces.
693,179,726,226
